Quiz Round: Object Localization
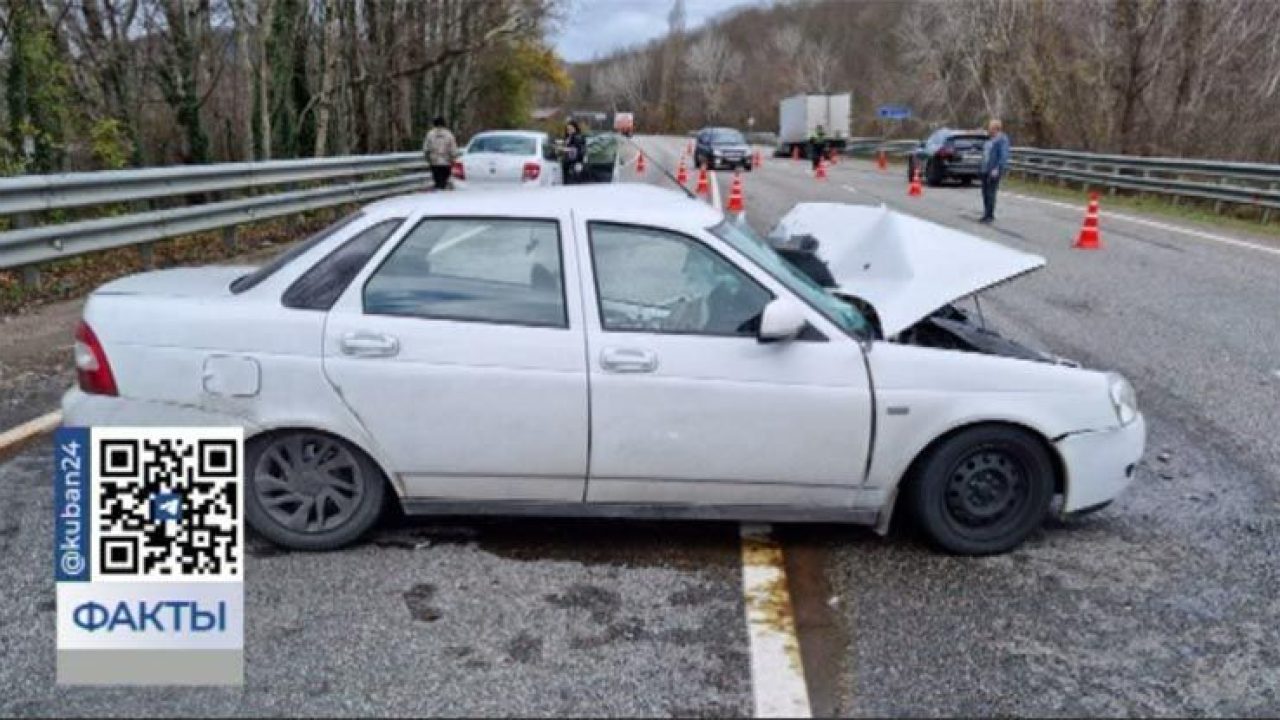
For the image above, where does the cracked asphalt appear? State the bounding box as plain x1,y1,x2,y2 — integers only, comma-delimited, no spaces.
1,136,1277,716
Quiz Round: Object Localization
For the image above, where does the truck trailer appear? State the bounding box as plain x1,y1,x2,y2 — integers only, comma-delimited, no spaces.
776,93,851,158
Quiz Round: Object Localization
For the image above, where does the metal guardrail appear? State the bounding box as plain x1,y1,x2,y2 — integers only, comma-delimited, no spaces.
844,139,1280,214
0,152,429,274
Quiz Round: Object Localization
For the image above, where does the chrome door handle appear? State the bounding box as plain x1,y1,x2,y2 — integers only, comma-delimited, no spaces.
340,332,400,358
600,347,658,373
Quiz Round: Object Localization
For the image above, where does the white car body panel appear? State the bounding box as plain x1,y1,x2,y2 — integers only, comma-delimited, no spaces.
768,203,1046,336
460,130,561,188
61,185,1144,528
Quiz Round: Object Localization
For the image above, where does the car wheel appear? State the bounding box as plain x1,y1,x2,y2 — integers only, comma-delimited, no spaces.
905,425,1055,555
744,162,753,172
926,160,944,187
245,431,388,551
960,177,974,187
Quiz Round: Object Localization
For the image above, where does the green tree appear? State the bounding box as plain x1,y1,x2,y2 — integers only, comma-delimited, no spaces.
4,0,71,174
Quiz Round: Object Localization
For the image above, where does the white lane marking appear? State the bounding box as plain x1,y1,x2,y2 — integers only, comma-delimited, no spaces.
710,168,723,209
841,184,858,194
1003,191,1280,258
0,410,62,459
740,523,811,718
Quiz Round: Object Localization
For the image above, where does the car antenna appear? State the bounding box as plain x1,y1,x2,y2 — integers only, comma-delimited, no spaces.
622,137,696,200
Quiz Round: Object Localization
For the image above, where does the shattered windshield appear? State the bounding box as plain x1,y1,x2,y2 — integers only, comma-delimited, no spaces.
709,220,870,338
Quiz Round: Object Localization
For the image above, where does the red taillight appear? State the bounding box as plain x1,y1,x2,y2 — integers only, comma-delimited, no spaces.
522,162,541,181
74,321,118,396
937,146,954,159
451,161,465,180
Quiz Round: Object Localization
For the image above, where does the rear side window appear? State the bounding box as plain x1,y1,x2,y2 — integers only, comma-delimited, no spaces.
282,218,404,310
364,217,566,328
230,211,364,294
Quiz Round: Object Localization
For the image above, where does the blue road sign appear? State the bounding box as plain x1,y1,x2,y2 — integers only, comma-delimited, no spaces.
877,105,912,120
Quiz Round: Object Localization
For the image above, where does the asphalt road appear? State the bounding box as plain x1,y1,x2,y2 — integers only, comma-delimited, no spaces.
1,137,1278,716
628,136,1280,716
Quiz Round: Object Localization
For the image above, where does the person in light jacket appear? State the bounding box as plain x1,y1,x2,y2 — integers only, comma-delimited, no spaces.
423,117,459,191
979,118,1010,223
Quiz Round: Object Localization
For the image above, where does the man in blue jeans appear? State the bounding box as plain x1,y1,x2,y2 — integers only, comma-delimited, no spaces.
980,118,1010,223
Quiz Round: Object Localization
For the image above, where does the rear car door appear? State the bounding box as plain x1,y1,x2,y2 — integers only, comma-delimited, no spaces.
322,212,588,501
577,220,874,507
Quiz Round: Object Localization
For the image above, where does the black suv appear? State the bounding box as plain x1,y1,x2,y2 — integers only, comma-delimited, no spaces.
908,128,988,186
694,127,753,171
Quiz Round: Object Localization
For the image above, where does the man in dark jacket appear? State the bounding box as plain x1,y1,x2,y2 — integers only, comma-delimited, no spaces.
980,118,1011,223
809,125,827,170
562,120,587,185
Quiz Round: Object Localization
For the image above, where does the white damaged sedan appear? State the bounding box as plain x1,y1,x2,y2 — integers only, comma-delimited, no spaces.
63,185,1144,554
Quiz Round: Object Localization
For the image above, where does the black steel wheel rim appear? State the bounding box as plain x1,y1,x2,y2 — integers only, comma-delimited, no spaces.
943,445,1030,531
253,435,365,533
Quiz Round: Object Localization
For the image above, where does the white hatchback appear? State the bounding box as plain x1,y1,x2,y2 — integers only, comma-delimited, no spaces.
455,130,562,188
63,185,1144,555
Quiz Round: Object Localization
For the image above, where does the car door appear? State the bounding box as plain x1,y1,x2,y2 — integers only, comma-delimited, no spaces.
577,220,874,507
322,212,588,501
540,136,563,186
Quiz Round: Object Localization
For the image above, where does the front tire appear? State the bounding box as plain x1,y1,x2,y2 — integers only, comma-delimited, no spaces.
245,431,388,551
905,425,1055,555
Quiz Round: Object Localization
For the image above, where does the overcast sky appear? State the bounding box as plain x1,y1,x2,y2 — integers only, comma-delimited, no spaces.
552,0,766,63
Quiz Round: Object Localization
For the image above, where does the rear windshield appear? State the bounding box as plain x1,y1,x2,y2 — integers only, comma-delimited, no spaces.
710,130,745,144
468,135,537,155
229,211,363,294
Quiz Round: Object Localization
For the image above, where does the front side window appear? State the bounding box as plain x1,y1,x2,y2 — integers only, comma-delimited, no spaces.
589,223,772,337
364,218,566,328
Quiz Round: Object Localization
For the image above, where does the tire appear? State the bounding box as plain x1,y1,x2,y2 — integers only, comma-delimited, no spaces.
744,162,754,172
904,425,1055,555
926,159,944,187
960,177,974,187
245,431,388,551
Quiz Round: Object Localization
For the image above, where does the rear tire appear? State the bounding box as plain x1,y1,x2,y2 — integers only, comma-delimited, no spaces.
926,160,944,187
245,431,387,551
904,425,1055,555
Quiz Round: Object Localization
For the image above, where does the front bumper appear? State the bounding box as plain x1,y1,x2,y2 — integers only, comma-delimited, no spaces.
1055,413,1146,514
61,388,260,432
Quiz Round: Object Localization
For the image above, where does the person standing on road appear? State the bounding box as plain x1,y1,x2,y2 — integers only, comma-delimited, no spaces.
423,117,459,191
809,124,827,170
979,118,1011,223
562,120,587,185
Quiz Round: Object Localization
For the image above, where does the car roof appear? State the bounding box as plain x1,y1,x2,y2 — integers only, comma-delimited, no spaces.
364,184,724,230
469,130,547,139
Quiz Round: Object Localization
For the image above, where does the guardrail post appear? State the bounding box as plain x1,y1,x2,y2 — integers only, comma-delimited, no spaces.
138,242,155,270
1214,176,1226,214
13,212,40,290
1264,183,1276,224
222,226,237,253
1109,165,1119,197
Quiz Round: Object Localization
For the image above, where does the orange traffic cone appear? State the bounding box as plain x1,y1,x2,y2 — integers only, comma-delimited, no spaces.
877,150,887,171
1074,192,1102,249
726,172,745,214
814,158,828,181
676,158,688,186
694,165,710,196
636,152,646,174
827,148,838,166
792,145,801,161
908,164,923,197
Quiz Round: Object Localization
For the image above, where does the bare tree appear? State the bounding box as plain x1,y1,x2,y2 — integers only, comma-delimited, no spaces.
686,33,742,122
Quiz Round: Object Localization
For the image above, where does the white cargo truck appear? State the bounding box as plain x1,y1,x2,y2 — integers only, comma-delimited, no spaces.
776,93,851,158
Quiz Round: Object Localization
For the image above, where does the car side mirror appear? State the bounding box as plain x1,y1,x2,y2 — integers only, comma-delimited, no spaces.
758,298,807,343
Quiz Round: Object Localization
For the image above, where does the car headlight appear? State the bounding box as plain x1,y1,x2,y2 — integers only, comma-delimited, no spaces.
1107,372,1138,426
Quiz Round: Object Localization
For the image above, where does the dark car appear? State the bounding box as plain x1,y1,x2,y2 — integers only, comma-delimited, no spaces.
908,128,989,186
694,127,753,171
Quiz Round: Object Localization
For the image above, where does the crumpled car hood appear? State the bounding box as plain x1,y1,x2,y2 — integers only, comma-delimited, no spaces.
768,203,1046,337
